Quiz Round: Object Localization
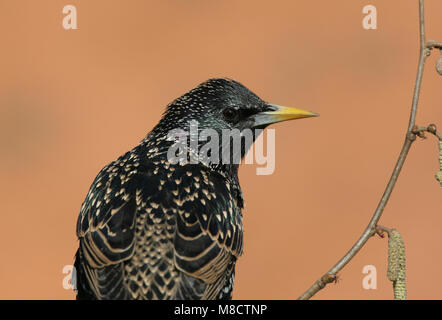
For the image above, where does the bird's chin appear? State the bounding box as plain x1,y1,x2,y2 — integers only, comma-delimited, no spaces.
248,113,281,129
237,117,269,131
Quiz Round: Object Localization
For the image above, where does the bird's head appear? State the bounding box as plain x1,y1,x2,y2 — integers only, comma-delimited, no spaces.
149,78,318,173
158,78,318,132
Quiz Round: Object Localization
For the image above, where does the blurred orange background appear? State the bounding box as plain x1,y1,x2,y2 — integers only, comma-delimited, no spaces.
0,0,441,300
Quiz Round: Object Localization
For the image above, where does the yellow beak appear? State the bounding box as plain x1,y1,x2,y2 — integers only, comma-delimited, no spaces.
252,103,319,128
265,103,319,121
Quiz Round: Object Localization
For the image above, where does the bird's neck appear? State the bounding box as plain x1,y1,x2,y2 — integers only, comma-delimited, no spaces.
140,131,241,177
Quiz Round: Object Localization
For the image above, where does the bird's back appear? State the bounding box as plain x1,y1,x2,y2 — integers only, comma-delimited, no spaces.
74,144,244,300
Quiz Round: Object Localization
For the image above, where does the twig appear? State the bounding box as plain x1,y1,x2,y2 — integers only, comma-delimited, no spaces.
426,40,442,50
375,225,392,238
298,0,439,300
412,124,442,140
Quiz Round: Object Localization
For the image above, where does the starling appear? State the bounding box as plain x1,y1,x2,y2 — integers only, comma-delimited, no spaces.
74,78,317,300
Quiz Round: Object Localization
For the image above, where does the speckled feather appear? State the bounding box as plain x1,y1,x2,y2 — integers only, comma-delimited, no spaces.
73,79,268,300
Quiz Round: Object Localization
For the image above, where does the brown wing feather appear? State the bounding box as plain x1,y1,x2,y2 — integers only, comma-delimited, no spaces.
75,151,243,299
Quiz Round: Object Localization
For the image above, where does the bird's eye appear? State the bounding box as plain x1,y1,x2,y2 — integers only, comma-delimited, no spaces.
222,107,238,121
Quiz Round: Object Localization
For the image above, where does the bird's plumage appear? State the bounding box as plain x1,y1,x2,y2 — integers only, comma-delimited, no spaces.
75,147,243,299
74,78,317,300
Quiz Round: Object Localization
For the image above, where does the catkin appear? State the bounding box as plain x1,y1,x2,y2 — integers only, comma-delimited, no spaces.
387,229,406,300
436,140,442,186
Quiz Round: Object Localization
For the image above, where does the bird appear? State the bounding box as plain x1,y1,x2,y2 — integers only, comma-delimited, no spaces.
73,78,318,300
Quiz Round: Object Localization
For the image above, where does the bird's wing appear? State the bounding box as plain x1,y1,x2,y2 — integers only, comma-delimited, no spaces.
170,164,243,299
76,160,144,268
75,156,153,299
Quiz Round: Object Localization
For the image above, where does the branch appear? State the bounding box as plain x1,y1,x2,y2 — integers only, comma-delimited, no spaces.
298,0,440,300
412,124,442,140
426,40,442,50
